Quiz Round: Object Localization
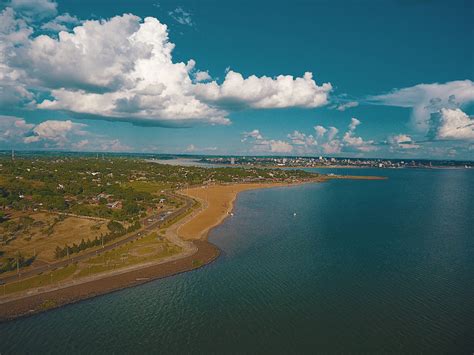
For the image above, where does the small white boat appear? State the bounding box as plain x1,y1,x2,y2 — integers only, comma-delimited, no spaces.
293,212,297,216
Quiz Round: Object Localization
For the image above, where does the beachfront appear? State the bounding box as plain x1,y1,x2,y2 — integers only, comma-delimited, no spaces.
0,182,306,320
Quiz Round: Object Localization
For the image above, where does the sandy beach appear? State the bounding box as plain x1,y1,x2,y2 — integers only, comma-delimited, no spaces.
178,183,296,240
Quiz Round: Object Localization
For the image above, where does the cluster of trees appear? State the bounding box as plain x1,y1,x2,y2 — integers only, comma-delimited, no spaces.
54,220,141,259
0,253,36,274
0,158,155,218
0,216,35,244
0,156,317,219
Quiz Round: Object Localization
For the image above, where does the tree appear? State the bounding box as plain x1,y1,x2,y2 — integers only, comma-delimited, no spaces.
107,220,125,235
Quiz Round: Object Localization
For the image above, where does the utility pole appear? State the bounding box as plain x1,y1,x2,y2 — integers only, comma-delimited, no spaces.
11,149,15,162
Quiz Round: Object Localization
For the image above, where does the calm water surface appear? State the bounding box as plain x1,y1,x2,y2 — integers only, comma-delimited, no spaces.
1,168,473,353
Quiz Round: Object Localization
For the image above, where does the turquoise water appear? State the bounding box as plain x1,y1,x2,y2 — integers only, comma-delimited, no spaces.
1,168,473,353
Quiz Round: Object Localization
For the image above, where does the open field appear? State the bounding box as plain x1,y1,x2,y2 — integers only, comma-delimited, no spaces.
126,181,172,194
74,232,182,278
1,212,108,263
1,232,182,297
2,264,78,296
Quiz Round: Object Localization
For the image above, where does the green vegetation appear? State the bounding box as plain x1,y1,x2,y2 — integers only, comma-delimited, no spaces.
3,263,77,295
126,181,171,194
0,155,316,273
0,156,315,222
75,232,182,278
0,252,36,273
54,220,141,259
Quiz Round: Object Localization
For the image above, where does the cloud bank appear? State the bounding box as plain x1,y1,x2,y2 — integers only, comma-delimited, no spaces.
368,80,474,132
0,8,332,127
242,117,377,155
0,115,130,151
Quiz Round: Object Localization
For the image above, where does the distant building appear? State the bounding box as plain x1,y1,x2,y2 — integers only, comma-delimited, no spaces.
230,157,235,165
107,201,122,209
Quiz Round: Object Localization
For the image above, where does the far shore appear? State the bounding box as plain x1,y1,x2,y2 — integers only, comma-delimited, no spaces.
0,175,385,321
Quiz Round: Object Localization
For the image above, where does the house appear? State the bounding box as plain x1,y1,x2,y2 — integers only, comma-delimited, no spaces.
93,193,112,202
107,201,122,209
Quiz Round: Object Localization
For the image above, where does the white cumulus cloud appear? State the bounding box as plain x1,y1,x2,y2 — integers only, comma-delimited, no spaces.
368,80,474,132
9,0,57,20
287,130,316,146
241,118,376,155
387,134,419,149
23,119,87,146
241,129,293,153
195,71,332,109
241,129,263,142
0,8,35,106
342,118,376,152
428,108,474,141
266,140,293,153
0,10,332,127
0,115,34,141
40,13,80,32
0,115,131,151
194,70,212,82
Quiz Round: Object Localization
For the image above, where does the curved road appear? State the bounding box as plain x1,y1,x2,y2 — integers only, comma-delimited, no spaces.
0,191,195,285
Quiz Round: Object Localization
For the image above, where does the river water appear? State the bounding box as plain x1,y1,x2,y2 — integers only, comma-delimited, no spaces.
1,168,473,353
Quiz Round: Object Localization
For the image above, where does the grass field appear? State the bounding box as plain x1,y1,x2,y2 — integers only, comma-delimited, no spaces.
2,264,78,295
1,232,182,297
126,181,172,194
1,212,108,263
75,232,182,278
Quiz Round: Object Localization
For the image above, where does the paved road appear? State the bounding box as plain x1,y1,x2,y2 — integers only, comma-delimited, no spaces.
0,191,194,285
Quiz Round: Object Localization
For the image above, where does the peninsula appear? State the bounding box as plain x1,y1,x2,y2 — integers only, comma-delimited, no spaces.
0,155,384,321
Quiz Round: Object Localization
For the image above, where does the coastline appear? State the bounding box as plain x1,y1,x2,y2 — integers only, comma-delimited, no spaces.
0,182,307,321
178,182,302,240
0,175,384,322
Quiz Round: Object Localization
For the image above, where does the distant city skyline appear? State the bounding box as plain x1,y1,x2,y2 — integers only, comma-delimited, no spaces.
0,0,473,159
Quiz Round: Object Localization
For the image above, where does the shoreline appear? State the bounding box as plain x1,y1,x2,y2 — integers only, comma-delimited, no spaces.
0,176,384,322
0,182,300,321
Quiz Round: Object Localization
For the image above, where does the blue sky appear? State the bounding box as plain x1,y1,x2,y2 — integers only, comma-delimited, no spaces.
0,0,473,159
